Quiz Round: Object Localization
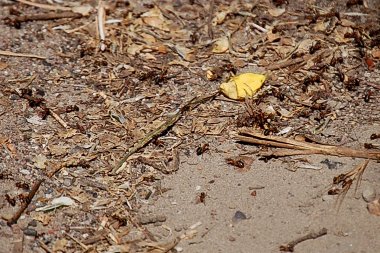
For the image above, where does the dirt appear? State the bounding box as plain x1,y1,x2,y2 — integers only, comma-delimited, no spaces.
0,0,380,253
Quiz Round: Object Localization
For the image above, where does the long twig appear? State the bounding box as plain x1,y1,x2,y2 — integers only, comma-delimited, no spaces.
9,11,82,23
112,91,220,174
238,130,380,160
280,228,327,252
6,179,44,226
97,0,106,51
0,50,46,59
6,157,92,225
17,0,71,11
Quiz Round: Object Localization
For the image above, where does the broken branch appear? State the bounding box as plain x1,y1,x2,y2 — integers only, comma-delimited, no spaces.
280,228,327,252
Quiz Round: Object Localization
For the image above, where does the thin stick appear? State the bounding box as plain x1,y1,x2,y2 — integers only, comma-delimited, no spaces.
10,12,82,23
17,0,71,11
6,163,65,226
38,240,53,253
6,179,44,226
65,232,89,251
365,81,380,90
266,49,331,71
97,0,106,51
112,91,220,174
280,228,327,252
49,110,69,129
0,50,46,60
238,130,380,160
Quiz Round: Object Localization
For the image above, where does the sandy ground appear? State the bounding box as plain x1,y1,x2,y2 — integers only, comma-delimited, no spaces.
142,126,380,253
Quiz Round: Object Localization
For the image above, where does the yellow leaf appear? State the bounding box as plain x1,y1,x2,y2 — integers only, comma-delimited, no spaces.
220,73,266,100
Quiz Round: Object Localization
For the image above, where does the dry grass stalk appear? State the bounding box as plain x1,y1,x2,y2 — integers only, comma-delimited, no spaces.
0,50,46,59
329,160,369,211
17,0,71,11
97,0,106,51
238,129,380,160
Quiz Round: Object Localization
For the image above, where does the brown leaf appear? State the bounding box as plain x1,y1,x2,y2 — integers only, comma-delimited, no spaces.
141,6,171,31
0,61,8,70
372,49,380,59
268,8,286,17
212,36,229,53
367,199,380,216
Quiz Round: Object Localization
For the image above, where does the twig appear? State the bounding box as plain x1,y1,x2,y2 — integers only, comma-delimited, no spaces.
6,179,44,226
364,81,380,90
332,160,369,211
65,232,89,251
97,0,106,51
0,50,46,59
280,228,327,252
38,240,53,253
248,22,268,33
112,91,220,174
17,0,71,11
266,49,332,71
49,110,69,129
7,11,82,24
207,0,214,39
238,129,380,160
5,160,75,226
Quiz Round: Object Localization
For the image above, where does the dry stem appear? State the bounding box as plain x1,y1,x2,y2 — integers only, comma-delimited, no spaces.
280,228,327,252
238,130,380,160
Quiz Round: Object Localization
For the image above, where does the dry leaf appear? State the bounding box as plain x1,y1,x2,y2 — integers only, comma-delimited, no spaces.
173,44,195,61
71,4,93,16
314,21,327,32
367,199,380,216
372,49,380,59
267,30,281,42
0,61,8,70
48,145,69,156
141,6,171,31
36,196,75,212
220,73,266,100
268,8,286,17
168,60,190,67
31,212,51,225
57,128,77,139
26,116,46,125
232,59,247,68
212,11,229,26
53,239,68,252
127,44,144,56
140,32,157,43
212,36,229,53
33,154,47,169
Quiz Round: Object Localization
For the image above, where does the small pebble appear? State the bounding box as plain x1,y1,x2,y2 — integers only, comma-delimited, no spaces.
19,169,30,175
63,178,72,187
9,94,20,100
28,220,37,227
45,188,53,194
362,186,376,203
228,235,236,242
23,228,37,237
232,211,247,223
175,246,183,252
